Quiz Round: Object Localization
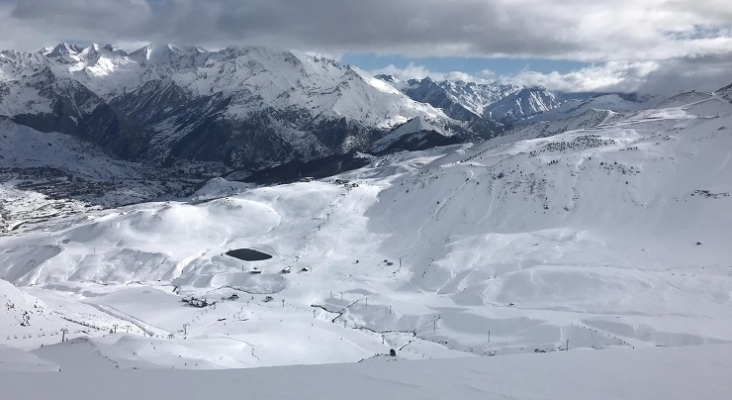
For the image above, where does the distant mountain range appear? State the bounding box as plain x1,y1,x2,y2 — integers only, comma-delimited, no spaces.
375,75,640,125
1,43,638,170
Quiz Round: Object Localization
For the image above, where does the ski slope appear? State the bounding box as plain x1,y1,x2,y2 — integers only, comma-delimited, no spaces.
2,344,732,399
1,90,732,372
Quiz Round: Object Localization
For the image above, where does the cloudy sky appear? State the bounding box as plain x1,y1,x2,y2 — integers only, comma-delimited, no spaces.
1,0,730,94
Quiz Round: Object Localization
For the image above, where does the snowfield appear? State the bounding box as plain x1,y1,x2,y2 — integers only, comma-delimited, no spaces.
3,344,732,399
1,89,732,398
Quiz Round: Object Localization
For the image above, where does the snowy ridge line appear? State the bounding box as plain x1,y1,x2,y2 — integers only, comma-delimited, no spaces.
0,43,481,169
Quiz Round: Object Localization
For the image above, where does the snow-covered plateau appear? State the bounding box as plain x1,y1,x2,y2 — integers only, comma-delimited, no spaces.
1,67,732,397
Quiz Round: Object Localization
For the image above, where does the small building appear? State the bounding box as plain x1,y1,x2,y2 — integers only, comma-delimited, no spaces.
186,297,209,308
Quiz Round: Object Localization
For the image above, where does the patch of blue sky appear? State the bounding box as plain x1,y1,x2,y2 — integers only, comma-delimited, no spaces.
664,24,732,40
340,54,590,76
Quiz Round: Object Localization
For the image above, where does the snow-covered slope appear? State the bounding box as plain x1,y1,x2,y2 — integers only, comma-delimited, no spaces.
0,277,144,354
0,344,58,372
0,119,217,234
0,119,143,180
0,44,482,169
1,89,731,370
380,76,628,126
492,94,646,141
518,94,644,124
481,87,610,123
4,344,732,399
717,82,732,103
384,77,515,123
437,79,519,117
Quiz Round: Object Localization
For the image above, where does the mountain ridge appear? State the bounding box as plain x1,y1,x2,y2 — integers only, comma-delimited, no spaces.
1,43,491,169
376,75,640,126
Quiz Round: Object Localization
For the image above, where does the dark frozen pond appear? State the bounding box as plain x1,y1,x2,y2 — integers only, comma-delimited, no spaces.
226,248,273,261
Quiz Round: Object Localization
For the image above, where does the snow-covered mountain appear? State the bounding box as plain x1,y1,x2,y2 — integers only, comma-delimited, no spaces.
379,76,630,125
1,43,488,169
378,76,516,121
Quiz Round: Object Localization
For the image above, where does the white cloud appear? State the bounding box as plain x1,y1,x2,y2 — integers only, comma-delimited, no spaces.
369,62,660,92
504,56,732,95
370,64,495,84
370,58,732,96
0,0,730,62
499,62,661,93
0,0,729,94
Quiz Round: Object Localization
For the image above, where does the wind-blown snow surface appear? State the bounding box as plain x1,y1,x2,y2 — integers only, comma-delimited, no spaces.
3,344,732,399
1,90,732,372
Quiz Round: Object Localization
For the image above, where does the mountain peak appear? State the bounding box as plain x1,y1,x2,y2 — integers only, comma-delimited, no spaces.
375,74,399,83
44,42,84,57
129,43,207,65
78,43,101,57
101,44,128,56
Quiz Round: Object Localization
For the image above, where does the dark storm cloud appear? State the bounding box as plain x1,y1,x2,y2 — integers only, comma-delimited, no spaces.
9,0,152,33
7,0,729,58
640,54,732,94
203,0,583,56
